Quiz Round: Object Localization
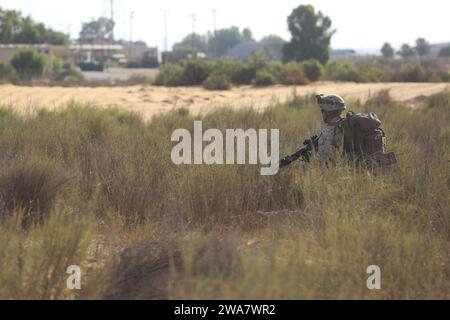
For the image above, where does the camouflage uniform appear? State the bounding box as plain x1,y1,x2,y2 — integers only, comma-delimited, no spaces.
317,116,344,162
315,94,347,163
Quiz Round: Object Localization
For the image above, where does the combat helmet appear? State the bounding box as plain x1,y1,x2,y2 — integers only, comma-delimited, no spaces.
316,94,346,112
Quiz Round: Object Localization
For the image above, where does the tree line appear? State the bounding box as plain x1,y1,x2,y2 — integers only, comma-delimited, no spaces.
0,7,68,45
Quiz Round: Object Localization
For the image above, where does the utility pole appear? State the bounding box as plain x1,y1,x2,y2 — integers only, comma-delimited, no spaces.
191,12,196,58
110,0,114,42
211,9,219,58
211,9,218,33
191,12,196,35
129,11,134,61
162,9,169,52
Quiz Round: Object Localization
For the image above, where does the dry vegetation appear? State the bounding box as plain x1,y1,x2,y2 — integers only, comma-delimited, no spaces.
0,82,448,120
0,89,448,299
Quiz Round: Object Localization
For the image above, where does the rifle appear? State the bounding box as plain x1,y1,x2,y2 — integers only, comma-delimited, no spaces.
279,135,320,168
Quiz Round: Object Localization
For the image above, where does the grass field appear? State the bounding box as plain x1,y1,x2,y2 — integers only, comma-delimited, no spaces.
0,88,448,299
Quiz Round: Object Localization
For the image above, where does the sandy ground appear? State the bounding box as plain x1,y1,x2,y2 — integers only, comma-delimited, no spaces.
0,82,448,120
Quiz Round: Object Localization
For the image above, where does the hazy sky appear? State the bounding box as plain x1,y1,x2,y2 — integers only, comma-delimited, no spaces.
1,0,449,52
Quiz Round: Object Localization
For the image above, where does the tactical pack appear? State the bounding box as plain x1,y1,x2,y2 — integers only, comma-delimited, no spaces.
339,112,397,166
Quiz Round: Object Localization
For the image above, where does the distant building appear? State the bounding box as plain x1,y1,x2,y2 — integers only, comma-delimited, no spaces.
121,41,161,67
0,44,71,73
141,48,161,68
69,43,127,70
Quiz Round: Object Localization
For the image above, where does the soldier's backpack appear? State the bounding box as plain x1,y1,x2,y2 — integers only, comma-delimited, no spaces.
340,112,397,166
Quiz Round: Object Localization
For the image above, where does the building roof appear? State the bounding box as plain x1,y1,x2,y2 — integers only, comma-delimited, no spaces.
0,44,52,49
69,44,124,51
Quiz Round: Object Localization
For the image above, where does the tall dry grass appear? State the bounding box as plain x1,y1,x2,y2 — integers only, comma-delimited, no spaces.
0,89,448,299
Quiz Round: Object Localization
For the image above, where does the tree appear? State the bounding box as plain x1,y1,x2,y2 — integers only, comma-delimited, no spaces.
381,42,395,59
173,33,208,54
398,44,416,59
415,38,430,57
11,48,46,80
208,27,253,57
438,45,450,58
282,5,335,64
0,8,21,43
46,29,69,45
0,7,69,44
0,61,15,81
13,17,46,43
79,17,114,43
260,35,286,61
242,28,254,42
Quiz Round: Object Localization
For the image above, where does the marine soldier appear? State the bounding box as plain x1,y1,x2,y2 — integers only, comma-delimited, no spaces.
315,94,346,163
278,94,396,170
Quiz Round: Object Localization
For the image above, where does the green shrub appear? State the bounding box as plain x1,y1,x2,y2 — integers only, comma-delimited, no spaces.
214,59,240,78
154,63,184,86
203,73,232,90
267,61,284,81
230,61,257,85
325,61,360,82
180,59,211,85
54,65,84,82
0,61,15,82
358,65,383,82
426,90,450,109
280,62,309,85
426,71,450,83
300,59,323,81
0,157,69,225
11,49,47,80
155,59,210,86
253,70,278,87
396,64,427,82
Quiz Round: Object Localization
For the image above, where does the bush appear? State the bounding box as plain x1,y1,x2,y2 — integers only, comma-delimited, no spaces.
396,64,427,82
253,70,278,87
155,60,210,86
10,49,47,80
180,59,211,85
423,70,450,83
267,61,284,80
300,59,323,81
203,73,232,90
280,62,309,85
54,63,84,82
325,61,360,82
0,61,15,82
358,65,383,82
426,90,450,109
230,61,257,85
154,63,184,86
0,157,69,225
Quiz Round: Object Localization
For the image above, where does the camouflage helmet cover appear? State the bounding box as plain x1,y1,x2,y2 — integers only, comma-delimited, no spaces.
316,94,346,112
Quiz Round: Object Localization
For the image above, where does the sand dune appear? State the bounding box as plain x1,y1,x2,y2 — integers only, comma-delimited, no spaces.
0,82,448,120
